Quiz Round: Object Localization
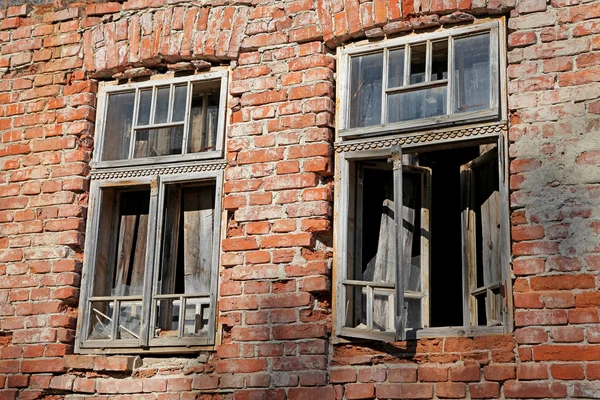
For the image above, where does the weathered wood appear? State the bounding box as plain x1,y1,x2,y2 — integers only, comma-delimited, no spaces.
130,214,148,294
182,185,215,294
392,145,405,341
114,215,137,296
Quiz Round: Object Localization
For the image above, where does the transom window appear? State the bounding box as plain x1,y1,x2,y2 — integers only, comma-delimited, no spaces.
339,22,499,138
77,71,227,353
94,71,227,167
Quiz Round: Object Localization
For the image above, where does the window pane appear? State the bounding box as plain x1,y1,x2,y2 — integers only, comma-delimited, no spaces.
116,300,142,340
453,33,491,113
184,298,210,337
154,86,170,124
172,84,188,122
133,126,184,158
388,48,405,88
188,80,222,153
102,91,134,161
406,297,422,329
93,189,150,297
373,290,395,331
388,86,447,123
431,40,448,81
349,53,383,128
409,44,426,84
137,89,152,126
155,299,179,338
154,184,215,338
88,300,114,340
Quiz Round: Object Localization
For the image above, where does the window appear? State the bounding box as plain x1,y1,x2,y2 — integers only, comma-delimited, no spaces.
338,21,500,138
334,21,510,342
76,71,227,353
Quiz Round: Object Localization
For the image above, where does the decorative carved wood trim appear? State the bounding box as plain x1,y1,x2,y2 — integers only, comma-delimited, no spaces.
90,161,227,180
334,122,507,153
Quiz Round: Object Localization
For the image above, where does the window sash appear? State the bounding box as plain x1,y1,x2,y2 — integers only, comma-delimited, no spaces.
334,135,511,343
338,21,500,138
335,148,431,342
76,170,223,352
92,71,228,169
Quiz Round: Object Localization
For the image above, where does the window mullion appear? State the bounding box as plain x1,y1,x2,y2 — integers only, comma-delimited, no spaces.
403,44,410,86
425,40,432,83
447,36,454,116
391,145,406,341
128,88,140,160
381,48,389,125
181,81,192,155
139,176,161,347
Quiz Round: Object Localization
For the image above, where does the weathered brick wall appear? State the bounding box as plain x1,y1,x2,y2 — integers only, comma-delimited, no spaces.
0,0,599,399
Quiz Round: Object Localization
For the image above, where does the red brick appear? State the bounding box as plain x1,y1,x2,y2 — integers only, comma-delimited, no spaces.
469,382,499,399
503,381,567,398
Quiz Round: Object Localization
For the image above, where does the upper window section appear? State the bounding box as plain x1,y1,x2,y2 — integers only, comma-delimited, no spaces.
339,22,500,137
95,71,227,167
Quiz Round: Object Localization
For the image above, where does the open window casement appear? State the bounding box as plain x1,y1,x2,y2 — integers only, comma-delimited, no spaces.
339,147,432,342
335,139,511,342
461,148,506,328
78,173,223,353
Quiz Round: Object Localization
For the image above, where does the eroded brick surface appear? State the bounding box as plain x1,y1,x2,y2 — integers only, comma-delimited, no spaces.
0,0,599,398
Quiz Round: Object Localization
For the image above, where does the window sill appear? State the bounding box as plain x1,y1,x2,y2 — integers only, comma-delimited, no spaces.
338,108,500,140
77,345,216,356
333,325,509,344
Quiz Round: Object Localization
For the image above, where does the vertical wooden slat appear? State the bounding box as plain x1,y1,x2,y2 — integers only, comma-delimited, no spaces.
130,213,148,293
392,145,406,340
182,185,215,294
114,216,137,296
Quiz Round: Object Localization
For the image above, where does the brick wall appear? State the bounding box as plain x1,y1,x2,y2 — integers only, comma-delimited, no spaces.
0,0,599,399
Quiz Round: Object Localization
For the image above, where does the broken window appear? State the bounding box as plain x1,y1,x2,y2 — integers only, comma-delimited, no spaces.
96,72,227,166
77,72,227,353
340,22,499,138
335,20,510,342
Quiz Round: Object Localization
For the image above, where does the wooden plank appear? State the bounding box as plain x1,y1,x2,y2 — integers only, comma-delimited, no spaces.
391,145,405,341
130,213,148,294
113,214,137,296
182,185,215,294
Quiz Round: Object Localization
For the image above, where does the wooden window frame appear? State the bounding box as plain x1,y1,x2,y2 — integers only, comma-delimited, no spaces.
338,21,501,139
92,70,228,169
333,137,512,342
76,71,228,354
333,19,511,343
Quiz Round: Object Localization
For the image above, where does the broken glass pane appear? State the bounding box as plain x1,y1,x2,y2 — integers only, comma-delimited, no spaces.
409,44,426,84
183,298,210,337
431,40,448,81
116,301,142,340
88,300,114,340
